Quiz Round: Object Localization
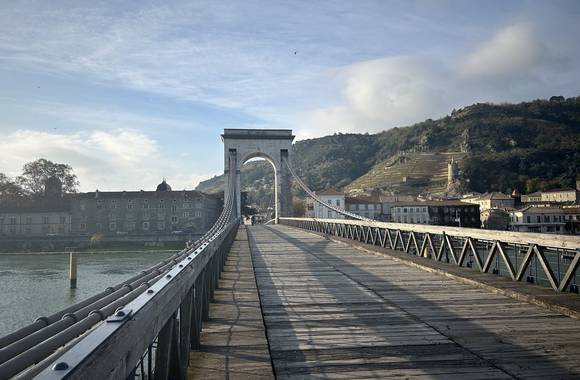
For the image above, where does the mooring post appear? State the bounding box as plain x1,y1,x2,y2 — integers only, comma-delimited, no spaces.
69,252,77,289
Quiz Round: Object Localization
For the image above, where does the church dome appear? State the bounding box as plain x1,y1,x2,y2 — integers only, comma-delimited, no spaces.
156,179,172,192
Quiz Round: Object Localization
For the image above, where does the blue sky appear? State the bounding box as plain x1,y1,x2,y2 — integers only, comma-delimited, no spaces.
1,0,579,191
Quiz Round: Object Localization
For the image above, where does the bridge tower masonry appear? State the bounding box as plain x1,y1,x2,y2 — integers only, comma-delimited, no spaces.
221,129,295,221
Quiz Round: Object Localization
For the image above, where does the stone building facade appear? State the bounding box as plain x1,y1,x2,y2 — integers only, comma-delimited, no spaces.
69,181,221,237
0,179,221,240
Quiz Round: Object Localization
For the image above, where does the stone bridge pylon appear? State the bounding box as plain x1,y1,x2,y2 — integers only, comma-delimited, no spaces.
221,129,294,220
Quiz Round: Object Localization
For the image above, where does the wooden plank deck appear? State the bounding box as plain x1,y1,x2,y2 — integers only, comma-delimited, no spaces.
248,225,580,380
188,226,274,379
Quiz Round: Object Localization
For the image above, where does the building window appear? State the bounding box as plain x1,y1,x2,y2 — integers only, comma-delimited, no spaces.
171,216,178,224
59,216,66,224
143,199,149,209
96,200,103,209
536,216,541,223
25,217,32,225
143,212,150,220
336,200,341,207
127,222,136,231
195,211,202,218
109,222,117,231
171,205,178,212
403,208,407,213
183,211,189,218
96,223,103,232
526,216,531,223
158,222,165,230
110,199,118,209
80,201,86,211
142,221,150,230
127,199,134,209
42,216,49,224
159,200,165,209
80,223,86,231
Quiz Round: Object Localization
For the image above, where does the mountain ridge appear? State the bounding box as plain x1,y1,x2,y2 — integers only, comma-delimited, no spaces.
197,96,580,200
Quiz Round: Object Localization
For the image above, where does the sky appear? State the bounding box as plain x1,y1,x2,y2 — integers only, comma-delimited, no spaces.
1,0,579,191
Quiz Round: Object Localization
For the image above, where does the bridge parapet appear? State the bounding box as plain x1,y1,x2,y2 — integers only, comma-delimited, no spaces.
280,217,580,293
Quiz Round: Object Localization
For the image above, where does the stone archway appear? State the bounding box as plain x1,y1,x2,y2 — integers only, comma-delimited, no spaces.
221,129,294,221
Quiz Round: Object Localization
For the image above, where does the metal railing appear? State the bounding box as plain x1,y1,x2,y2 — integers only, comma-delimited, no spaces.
280,217,580,294
0,151,240,379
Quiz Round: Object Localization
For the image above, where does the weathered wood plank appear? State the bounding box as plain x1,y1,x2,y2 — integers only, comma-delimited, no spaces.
248,225,580,380
188,227,274,379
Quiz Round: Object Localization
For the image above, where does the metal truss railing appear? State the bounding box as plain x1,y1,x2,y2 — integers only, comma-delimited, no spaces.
283,159,372,222
280,217,580,294
0,151,240,380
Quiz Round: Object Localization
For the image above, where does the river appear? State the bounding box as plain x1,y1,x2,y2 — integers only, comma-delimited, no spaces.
0,250,175,337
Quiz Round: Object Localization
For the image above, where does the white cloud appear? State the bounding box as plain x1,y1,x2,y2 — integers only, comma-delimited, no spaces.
0,129,213,192
461,23,544,78
298,22,577,139
298,57,455,138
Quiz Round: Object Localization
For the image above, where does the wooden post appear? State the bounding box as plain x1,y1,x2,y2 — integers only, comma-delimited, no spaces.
69,252,77,289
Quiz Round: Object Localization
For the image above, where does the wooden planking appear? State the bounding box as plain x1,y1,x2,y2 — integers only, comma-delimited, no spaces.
188,227,274,379
248,225,580,380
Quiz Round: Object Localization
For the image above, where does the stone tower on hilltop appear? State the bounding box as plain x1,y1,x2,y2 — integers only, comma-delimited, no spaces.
447,157,459,184
447,157,460,194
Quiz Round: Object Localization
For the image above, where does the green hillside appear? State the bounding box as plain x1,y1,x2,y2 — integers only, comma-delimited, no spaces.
197,96,580,199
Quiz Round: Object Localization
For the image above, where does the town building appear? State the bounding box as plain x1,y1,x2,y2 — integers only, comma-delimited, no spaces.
481,208,511,230
391,201,480,228
0,203,71,237
462,192,515,211
378,195,416,221
508,206,580,234
0,178,71,237
69,180,220,237
521,192,542,203
345,195,382,219
312,189,345,219
540,188,579,204
0,179,221,241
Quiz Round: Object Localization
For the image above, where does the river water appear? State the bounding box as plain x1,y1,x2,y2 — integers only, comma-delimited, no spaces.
0,250,175,337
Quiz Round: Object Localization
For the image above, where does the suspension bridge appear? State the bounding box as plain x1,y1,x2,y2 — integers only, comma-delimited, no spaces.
1,129,579,379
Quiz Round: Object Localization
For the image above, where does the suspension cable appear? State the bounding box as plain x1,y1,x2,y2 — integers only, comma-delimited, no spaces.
282,158,373,222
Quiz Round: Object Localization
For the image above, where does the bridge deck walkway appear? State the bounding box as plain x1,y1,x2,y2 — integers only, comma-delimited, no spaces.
248,225,580,380
188,226,274,379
